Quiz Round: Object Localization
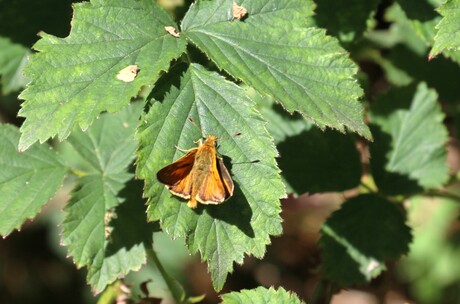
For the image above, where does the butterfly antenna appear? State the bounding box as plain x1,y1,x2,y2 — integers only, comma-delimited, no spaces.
219,132,242,141
188,117,205,138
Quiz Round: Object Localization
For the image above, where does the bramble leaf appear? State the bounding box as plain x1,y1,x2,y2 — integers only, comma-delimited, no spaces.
0,124,67,236
136,64,284,291
181,0,371,140
18,0,186,151
369,83,448,195
251,90,362,194
0,37,29,94
61,102,157,293
320,194,412,284
430,0,460,57
221,286,304,304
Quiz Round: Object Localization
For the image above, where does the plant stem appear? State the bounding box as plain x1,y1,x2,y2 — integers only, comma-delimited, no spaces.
360,181,376,193
146,247,183,303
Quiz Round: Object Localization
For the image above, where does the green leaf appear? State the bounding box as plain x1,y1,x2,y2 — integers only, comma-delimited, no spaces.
251,90,362,194
0,124,67,236
61,102,157,293
18,0,187,151
386,44,460,102
221,286,304,304
430,0,460,57
369,83,449,195
391,1,460,63
314,0,380,43
182,0,371,140
0,37,29,94
320,194,412,284
136,64,284,291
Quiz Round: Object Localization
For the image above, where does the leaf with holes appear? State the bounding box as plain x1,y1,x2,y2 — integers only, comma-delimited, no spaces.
181,0,371,139
136,64,285,291
18,0,186,151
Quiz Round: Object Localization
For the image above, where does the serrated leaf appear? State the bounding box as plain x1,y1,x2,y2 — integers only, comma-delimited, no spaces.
181,0,371,140
0,37,29,94
18,0,187,151
314,0,380,43
136,64,284,291
251,90,362,194
387,44,460,102
61,102,156,293
0,124,67,236
430,0,460,57
221,286,304,304
369,83,448,195
391,1,460,64
320,194,412,285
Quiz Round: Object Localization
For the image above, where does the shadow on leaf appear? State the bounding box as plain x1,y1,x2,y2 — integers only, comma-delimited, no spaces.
202,155,255,239
105,178,159,256
277,129,361,195
370,122,423,196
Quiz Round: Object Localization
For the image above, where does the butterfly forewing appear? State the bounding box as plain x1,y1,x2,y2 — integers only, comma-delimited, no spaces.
156,150,197,186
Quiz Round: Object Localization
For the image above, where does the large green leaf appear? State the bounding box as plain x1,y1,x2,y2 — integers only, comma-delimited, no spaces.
251,89,362,194
320,194,412,284
136,64,284,291
0,37,29,94
61,102,156,293
0,124,67,236
18,0,187,151
430,0,460,57
369,83,449,195
181,0,371,140
221,287,304,304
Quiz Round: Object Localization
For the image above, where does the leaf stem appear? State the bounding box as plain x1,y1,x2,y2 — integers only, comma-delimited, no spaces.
310,279,333,304
360,181,376,193
146,246,183,303
424,189,460,203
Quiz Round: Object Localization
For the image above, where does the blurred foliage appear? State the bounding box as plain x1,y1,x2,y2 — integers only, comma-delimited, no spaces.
1,0,460,303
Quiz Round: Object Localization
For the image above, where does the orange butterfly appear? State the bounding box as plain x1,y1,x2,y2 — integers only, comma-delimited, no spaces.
157,134,237,209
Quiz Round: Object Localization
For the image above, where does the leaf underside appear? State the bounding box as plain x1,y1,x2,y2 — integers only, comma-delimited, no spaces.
0,124,67,237
61,102,157,293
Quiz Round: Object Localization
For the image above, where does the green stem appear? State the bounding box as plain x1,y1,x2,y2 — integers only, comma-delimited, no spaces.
424,189,460,203
146,247,183,303
311,279,326,304
360,181,376,193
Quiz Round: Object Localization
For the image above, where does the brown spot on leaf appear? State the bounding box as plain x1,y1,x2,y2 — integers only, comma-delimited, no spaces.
164,26,180,38
116,65,139,82
232,2,248,20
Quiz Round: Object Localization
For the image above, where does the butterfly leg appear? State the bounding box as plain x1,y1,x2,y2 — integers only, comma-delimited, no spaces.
187,197,198,208
174,145,194,153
